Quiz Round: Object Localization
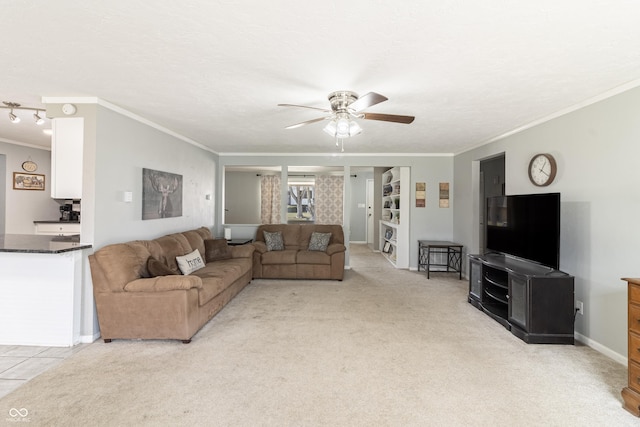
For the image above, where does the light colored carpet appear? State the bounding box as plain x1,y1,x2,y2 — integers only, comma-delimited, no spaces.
1,244,636,426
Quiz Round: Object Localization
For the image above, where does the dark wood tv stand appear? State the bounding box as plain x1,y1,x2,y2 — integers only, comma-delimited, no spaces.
468,253,575,344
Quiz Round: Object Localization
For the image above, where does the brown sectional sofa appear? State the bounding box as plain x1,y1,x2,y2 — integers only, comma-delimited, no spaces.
88,227,254,343
252,224,346,280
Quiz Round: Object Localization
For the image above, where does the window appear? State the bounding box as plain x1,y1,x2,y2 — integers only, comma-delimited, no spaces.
288,177,315,223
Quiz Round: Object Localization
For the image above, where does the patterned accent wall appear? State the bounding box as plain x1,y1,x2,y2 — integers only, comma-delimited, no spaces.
260,175,281,224
314,175,343,224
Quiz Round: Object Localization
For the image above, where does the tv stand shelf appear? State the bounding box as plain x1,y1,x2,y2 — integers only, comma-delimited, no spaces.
468,253,575,344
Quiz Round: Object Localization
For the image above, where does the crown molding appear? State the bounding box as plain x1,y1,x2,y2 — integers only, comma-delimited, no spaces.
218,152,453,157
456,77,640,156
41,96,218,155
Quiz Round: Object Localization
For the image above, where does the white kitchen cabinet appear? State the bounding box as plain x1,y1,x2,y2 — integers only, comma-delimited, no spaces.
51,117,84,199
35,222,81,236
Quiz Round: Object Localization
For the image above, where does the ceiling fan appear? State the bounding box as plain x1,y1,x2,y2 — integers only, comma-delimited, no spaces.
278,91,415,151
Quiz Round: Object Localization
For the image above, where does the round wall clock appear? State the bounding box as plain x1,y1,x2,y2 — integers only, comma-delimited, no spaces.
21,160,38,172
528,153,557,187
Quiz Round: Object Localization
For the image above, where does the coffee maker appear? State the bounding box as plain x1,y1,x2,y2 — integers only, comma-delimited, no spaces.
59,200,80,222
70,200,80,222
59,204,71,221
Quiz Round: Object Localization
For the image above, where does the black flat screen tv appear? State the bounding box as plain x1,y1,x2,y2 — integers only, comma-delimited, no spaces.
485,192,560,269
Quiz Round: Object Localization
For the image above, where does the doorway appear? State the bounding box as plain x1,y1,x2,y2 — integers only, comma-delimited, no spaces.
479,154,505,253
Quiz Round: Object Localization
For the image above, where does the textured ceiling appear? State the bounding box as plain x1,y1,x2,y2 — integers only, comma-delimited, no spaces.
2,1,640,154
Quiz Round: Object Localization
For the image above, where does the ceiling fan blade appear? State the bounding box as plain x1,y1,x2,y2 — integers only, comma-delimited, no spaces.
285,116,328,130
362,112,415,124
278,103,332,113
348,92,388,112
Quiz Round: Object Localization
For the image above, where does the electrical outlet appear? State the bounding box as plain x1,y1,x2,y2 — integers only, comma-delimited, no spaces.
576,300,584,315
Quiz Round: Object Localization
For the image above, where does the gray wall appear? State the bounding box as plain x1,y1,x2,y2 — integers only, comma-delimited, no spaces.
0,142,59,233
453,85,640,362
217,155,454,269
92,106,217,247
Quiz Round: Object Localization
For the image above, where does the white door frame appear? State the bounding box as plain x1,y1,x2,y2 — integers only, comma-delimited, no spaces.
366,179,374,248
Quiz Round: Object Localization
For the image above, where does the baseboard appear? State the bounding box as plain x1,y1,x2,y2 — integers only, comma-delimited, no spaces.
349,240,367,244
80,332,101,344
574,331,627,366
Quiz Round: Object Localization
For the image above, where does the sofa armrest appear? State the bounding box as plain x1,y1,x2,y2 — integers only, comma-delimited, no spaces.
231,244,255,258
326,243,346,255
251,241,268,254
124,276,203,292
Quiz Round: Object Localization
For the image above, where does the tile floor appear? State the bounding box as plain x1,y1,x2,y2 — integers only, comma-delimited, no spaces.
0,344,88,399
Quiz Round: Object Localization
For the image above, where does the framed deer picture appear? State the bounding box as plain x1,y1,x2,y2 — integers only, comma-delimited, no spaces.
142,168,183,220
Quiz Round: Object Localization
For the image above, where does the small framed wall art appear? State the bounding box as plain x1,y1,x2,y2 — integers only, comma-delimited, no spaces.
13,172,45,190
416,182,426,207
439,182,450,208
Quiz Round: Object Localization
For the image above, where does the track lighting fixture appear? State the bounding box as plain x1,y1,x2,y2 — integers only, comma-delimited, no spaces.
2,101,47,126
33,111,45,125
9,110,20,123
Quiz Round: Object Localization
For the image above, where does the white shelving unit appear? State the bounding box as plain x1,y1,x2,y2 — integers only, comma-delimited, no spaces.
379,166,410,268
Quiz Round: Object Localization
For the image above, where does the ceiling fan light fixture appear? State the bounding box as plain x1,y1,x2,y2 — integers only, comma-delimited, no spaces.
9,110,20,123
335,117,350,138
280,90,413,152
322,120,337,136
349,120,362,136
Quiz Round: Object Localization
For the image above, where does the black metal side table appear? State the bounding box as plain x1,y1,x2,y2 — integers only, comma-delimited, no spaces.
418,240,463,279
226,238,253,246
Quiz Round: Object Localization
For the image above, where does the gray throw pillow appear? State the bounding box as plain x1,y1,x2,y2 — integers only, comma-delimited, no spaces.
308,232,331,251
263,231,284,251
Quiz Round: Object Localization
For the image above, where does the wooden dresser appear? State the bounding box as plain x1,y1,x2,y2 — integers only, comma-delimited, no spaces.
622,277,640,416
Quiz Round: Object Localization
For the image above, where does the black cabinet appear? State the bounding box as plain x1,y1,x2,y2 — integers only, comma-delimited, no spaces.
468,253,574,344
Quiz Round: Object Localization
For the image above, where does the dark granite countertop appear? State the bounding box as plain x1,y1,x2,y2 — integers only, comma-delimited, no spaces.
0,234,92,254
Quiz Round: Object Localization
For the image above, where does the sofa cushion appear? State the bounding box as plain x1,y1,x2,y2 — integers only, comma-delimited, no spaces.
182,229,209,258
264,231,284,251
176,249,206,275
204,239,232,262
147,257,178,277
192,259,252,305
308,232,332,251
124,275,202,292
297,250,331,265
195,276,226,306
261,249,297,265
152,235,192,272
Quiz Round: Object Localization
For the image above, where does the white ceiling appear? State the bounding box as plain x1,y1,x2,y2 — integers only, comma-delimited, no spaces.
2,1,640,154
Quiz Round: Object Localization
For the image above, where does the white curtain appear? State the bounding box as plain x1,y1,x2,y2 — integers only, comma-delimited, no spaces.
314,175,343,224
260,175,281,224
